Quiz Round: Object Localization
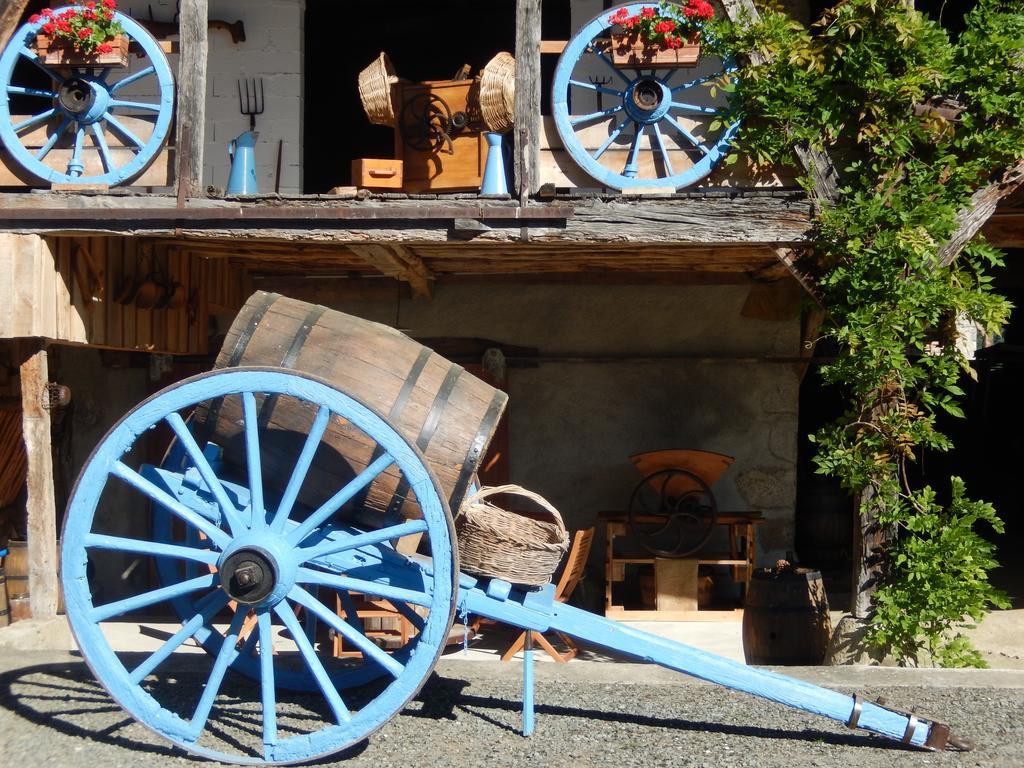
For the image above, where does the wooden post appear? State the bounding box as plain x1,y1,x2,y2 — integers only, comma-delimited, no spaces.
176,0,208,201
515,0,542,202
19,342,59,620
0,1,32,50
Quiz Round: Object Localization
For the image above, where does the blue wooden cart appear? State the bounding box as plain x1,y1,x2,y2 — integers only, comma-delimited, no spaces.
59,294,972,764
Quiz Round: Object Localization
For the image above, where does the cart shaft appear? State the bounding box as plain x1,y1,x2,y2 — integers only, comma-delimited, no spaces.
462,584,955,751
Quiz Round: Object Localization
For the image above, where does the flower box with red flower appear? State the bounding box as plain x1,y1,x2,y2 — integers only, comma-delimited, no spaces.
610,31,701,68
31,1,128,67
35,33,129,67
606,1,712,69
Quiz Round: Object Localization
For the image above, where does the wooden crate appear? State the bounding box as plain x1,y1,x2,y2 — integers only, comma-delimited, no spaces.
352,158,404,190
394,80,487,193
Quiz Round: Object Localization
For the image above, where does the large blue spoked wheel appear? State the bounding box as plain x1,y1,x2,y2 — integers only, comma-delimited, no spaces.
61,368,457,764
552,2,740,192
0,7,174,186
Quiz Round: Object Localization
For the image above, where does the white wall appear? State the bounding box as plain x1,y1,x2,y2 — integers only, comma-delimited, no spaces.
140,0,304,193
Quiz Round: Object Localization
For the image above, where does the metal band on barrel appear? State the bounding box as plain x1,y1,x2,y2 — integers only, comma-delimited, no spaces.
385,362,464,520
257,303,327,428
362,347,432,517
201,291,280,436
449,390,507,514
417,363,464,451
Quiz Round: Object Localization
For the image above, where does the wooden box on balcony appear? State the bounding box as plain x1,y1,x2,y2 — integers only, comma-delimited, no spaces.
351,158,404,190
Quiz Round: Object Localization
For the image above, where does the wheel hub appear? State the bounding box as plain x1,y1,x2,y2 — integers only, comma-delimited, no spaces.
220,546,278,605
624,77,672,123
56,77,109,124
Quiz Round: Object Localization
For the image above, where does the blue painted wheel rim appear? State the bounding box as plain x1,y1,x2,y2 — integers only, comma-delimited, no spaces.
552,2,740,191
61,368,456,764
0,7,174,186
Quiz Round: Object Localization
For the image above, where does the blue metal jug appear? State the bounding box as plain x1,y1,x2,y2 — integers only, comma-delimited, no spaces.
227,131,259,194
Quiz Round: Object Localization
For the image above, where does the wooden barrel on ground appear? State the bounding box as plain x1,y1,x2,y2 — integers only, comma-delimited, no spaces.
195,292,508,528
2,539,65,620
0,563,9,627
4,539,28,601
742,568,832,665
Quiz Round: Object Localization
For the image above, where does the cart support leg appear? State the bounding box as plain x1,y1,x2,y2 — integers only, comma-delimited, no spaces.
523,631,535,736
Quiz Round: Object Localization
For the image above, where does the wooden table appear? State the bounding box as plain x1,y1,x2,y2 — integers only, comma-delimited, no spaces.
600,511,765,621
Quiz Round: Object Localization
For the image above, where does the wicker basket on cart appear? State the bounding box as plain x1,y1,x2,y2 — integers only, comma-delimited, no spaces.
478,52,516,133
358,51,401,127
455,484,569,587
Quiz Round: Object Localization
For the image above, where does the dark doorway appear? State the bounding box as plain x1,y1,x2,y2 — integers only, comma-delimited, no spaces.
303,0,517,193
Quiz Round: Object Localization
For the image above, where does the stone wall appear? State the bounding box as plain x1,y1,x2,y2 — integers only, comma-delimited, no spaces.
327,282,802,565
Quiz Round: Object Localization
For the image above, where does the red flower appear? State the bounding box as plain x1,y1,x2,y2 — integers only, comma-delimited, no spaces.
56,20,72,32
609,7,629,22
103,0,117,7
641,7,656,18
29,13,41,23
665,35,683,49
623,15,639,29
654,19,676,34
41,7,53,17
85,1,96,8
42,21,55,34
96,42,113,54
77,27,92,40
83,9,98,20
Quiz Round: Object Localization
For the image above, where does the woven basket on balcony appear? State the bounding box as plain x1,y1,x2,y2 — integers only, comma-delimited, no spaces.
455,484,568,587
358,52,400,127
479,52,515,133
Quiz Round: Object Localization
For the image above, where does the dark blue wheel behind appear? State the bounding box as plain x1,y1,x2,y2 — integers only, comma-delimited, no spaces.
61,368,456,764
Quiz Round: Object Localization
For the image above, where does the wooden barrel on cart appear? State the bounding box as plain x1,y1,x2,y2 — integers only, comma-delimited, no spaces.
195,292,508,529
742,568,832,665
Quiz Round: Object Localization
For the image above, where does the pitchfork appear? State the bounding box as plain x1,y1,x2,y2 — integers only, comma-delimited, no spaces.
237,78,264,130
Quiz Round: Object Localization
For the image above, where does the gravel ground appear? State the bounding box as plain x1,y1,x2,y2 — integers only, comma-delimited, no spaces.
1,652,1022,768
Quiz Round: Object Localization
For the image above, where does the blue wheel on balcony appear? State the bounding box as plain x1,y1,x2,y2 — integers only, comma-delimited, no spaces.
61,368,457,764
0,7,174,186
552,2,740,192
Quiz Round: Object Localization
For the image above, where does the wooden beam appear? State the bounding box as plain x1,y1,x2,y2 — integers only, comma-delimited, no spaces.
938,159,1024,267
982,209,1024,248
0,194,813,245
176,0,208,201
19,341,59,620
347,244,435,299
0,1,31,50
515,0,542,201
